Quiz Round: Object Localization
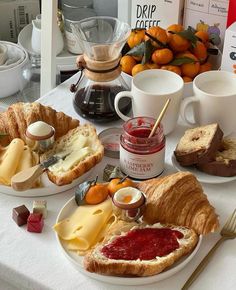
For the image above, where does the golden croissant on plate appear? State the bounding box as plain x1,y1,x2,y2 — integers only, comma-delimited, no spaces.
0,102,79,145
137,171,219,235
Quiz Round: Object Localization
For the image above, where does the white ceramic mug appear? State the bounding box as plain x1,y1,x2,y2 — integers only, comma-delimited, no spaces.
180,71,236,136
115,69,184,135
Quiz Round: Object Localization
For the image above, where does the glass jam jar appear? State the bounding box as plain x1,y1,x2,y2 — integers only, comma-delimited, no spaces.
120,117,165,180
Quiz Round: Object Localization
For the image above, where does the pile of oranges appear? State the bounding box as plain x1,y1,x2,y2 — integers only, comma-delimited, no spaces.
120,24,214,83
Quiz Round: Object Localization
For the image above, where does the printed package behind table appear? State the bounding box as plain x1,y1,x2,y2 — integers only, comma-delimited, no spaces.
183,0,229,49
221,22,236,74
227,0,236,27
118,0,185,29
0,0,40,43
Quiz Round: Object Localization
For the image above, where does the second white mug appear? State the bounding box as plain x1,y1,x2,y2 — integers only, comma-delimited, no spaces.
115,69,184,135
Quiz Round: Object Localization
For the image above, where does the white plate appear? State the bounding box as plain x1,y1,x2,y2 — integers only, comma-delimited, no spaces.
171,154,236,184
0,105,94,197
0,168,94,197
55,196,202,286
18,23,77,71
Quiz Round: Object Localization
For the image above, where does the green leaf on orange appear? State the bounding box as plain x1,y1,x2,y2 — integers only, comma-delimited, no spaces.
176,27,198,47
126,41,145,57
142,40,153,64
0,132,8,138
145,31,167,48
169,57,195,66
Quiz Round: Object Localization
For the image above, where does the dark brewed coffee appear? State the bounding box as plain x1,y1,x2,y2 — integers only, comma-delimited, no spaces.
73,85,131,122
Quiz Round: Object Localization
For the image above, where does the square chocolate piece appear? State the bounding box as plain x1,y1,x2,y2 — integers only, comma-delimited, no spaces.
33,200,47,218
12,205,30,226
27,213,44,233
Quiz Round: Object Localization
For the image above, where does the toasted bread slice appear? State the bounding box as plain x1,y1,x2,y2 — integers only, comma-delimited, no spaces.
174,124,223,166
40,124,104,185
197,138,236,177
84,223,198,277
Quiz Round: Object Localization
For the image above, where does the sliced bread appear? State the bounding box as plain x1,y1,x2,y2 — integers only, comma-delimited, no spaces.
197,138,236,177
40,124,104,185
174,123,223,166
84,223,198,277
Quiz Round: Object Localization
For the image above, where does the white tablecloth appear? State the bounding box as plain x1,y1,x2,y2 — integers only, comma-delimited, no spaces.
0,74,236,290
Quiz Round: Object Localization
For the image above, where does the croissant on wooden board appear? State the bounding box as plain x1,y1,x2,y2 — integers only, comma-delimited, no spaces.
137,171,219,235
0,102,79,145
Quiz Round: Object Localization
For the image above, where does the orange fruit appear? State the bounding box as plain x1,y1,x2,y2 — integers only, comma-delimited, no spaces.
85,184,109,205
161,65,182,76
169,34,190,52
151,48,173,65
166,24,184,38
180,52,200,78
195,31,209,43
120,55,137,75
145,26,168,48
199,62,212,74
107,178,135,197
182,76,193,83
132,63,147,76
146,62,160,69
127,29,145,49
192,41,208,63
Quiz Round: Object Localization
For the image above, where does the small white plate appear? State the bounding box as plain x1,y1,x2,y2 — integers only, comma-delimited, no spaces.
171,154,236,184
55,196,202,286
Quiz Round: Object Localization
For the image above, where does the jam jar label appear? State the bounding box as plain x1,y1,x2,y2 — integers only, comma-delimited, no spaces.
120,145,165,179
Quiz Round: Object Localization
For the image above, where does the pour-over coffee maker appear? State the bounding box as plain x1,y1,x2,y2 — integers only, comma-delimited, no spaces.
70,16,131,122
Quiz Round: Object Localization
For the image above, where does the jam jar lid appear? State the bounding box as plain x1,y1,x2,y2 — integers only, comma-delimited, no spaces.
112,187,145,210
98,127,122,159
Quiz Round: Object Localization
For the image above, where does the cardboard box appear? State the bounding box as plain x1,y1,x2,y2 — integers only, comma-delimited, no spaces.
0,0,40,43
183,0,229,48
221,22,236,73
118,0,185,29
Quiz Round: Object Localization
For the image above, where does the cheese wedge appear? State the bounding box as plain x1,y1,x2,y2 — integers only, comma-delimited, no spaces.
0,138,24,185
54,199,113,251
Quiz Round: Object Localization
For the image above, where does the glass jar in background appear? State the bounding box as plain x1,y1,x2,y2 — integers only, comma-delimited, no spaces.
20,54,60,102
61,0,96,54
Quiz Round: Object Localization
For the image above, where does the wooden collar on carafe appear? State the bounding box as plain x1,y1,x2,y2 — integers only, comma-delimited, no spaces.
77,51,121,82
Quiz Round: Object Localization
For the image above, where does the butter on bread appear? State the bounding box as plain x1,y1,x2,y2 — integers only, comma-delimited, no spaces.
197,138,236,177
137,172,219,235
174,124,223,166
84,223,198,277
40,124,104,185
0,102,79,146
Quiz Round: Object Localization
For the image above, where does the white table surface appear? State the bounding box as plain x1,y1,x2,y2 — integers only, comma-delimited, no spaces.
0,73,236,290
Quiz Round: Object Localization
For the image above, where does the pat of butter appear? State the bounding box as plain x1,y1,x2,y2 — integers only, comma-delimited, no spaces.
49,147,92,172
27,121,53,137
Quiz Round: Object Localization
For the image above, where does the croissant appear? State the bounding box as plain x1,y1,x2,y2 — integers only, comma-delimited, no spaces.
0,102,79,145
137,172,219,235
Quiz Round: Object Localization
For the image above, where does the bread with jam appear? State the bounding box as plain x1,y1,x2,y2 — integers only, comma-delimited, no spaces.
84,223,198,277
174,123,223,166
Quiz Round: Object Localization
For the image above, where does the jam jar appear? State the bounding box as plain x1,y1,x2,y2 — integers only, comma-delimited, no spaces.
120,117,165,180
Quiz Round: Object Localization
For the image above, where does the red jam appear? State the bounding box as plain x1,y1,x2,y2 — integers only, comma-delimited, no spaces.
120,117,165,179
101,228,183,261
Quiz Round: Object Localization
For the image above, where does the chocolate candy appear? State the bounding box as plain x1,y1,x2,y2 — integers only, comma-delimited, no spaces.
33,200,47,218
12,205,30,226
27,213,44,233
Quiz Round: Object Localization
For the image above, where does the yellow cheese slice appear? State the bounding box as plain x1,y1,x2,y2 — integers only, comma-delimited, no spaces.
54,199,112,251
0,138,24,185
15,146,33,173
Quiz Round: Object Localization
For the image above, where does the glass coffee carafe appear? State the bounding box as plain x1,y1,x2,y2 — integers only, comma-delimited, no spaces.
70,16,131,122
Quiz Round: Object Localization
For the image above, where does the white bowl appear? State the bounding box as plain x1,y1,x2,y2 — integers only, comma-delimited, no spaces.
122,49,222,99
0,41,29,99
